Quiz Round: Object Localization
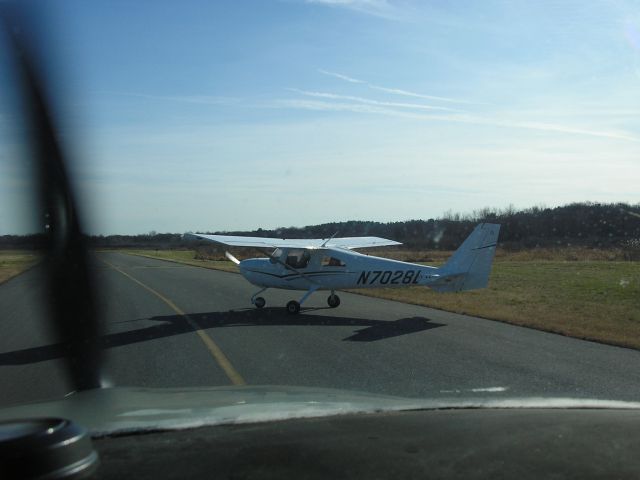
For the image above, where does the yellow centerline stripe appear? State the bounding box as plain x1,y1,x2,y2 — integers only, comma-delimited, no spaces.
102,259,246,386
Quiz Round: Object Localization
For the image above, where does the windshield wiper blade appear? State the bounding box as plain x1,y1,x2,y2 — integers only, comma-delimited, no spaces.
1,5,103,391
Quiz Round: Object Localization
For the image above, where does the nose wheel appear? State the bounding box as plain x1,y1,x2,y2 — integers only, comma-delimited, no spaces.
251,288,268,309
327,293,340,308
286,300,300,315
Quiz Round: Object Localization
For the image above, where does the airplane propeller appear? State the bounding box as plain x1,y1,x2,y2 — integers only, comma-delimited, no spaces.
225,251,241,265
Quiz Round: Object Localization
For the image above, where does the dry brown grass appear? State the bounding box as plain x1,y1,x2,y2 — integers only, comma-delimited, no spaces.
350,261,640,349
0,251,39,284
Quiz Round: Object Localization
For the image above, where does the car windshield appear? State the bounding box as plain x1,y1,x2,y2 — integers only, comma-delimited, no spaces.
0,0,639,416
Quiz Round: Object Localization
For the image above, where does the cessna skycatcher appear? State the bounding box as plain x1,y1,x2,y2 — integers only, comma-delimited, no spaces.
188,223,500,314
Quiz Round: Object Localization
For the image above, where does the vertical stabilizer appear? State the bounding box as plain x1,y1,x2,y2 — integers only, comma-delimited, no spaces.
433,223,500,292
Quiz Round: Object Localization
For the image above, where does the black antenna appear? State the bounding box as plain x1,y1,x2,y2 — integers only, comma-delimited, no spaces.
1,7,103,391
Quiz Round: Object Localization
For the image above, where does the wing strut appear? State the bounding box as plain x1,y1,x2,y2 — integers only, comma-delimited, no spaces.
320,232,338,248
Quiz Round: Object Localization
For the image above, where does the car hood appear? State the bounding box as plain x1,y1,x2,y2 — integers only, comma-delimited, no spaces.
1,386,640,436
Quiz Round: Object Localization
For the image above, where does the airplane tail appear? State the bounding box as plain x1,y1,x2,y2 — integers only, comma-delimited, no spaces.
431,223,500,293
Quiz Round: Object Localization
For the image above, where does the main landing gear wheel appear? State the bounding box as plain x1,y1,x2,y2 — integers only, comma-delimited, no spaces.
286,300,301,315
327,294,340,308
253,297,266,309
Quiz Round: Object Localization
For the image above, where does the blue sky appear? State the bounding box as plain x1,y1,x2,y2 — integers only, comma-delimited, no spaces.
1,0,639,234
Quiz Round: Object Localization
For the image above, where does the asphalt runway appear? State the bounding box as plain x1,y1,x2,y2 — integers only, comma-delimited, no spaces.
2,251,640,407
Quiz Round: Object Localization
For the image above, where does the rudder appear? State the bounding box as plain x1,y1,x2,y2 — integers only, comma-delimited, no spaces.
434,223,500,292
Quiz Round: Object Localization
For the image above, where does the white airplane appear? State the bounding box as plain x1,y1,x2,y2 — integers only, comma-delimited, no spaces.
188,223,500,314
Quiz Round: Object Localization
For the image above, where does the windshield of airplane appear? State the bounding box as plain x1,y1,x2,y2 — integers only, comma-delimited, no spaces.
285,249,311,269
0,0,639,415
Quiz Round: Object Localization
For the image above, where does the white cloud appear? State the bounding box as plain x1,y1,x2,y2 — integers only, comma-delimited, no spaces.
318,68,478,105
317,69,365,84
275,98,399,116
288,89,460,112
368,85,483,105
277,96,640,142
305,0,400,19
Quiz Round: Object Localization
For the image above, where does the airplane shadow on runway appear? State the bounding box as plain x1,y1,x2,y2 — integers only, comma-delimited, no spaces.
0,309,445,366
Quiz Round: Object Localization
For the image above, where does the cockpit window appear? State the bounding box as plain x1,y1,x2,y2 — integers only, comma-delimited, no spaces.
285,249,310,269
321,256,346,267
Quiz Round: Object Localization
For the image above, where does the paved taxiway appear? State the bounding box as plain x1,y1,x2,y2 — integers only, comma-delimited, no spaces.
2,251,640,407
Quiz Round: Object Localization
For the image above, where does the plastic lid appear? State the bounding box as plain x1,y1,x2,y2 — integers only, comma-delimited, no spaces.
0,418,98,479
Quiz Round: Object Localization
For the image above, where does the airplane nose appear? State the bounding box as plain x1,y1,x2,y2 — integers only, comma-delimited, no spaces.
238,259,263,284
238,260,249,276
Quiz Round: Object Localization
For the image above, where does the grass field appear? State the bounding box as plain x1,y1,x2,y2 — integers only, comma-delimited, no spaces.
351,261,640,348
0,250,39,284
120,248,640,349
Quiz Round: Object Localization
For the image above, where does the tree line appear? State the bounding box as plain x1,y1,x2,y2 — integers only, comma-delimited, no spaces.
2,202,639,251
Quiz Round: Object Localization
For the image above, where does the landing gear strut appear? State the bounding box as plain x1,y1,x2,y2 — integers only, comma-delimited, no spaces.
251,288,267,309
286,286,319,315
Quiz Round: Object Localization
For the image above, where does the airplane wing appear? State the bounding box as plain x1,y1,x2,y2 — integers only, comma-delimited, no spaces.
185,233,401,249
325,237,402,249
